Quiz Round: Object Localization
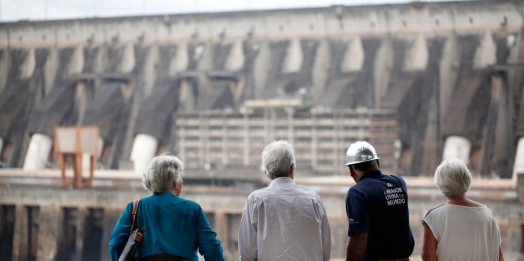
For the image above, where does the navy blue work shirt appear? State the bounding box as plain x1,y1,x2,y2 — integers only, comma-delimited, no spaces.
345,170,414,260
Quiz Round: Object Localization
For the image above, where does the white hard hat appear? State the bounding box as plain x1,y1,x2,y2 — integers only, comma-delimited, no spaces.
345,141,379,166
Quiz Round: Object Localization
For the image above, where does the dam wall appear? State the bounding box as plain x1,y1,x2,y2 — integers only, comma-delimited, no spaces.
0,1,523,178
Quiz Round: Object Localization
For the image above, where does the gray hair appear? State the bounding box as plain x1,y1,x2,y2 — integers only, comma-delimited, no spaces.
434,158,472,198
261,140,296,180
142,153,184,194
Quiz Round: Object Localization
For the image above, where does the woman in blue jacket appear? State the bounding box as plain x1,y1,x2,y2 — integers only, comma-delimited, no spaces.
109,153,224,261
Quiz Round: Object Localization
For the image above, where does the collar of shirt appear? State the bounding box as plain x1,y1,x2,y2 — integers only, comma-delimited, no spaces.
268,177,294,187
358,169,383,182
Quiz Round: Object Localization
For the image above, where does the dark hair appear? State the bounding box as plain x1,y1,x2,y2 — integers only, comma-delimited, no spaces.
350,160,377,171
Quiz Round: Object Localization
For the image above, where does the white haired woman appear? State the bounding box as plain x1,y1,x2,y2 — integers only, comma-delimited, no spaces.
421,158,504,261
109,153,224,261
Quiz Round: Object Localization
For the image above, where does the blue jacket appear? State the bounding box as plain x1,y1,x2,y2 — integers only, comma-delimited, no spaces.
109,192,224,261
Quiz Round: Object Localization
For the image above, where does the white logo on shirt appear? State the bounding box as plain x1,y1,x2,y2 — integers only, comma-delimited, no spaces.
387,183,393,187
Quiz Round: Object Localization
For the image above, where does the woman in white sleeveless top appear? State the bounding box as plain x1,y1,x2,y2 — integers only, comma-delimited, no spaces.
421,158,504,261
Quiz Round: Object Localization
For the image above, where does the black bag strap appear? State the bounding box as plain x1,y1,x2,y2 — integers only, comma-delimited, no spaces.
131,199,140,232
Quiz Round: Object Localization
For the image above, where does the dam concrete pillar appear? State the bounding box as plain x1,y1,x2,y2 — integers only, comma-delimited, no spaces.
404,34,428,71
119,43,135,73
225,39,244,71
130,134,158,174
213,211,228,246
283,38,302,73
513,137,524,181
37,206,60,260
20,47,35,80
23,134,53,170
474,31,496,69
173,42,188,73
342,37,364,72
442,136,471,166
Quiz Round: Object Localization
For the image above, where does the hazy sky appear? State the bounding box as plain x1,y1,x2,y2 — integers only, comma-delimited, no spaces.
0,0,452,22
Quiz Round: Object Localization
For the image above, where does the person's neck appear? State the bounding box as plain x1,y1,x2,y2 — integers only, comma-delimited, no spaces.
447,195,483,207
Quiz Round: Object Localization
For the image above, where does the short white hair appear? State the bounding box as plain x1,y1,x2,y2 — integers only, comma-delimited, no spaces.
434,158,472,198
142,153,184,194
261,140,296,180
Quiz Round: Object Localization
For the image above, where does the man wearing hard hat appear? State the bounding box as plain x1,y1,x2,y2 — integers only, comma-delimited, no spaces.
344,141,414,261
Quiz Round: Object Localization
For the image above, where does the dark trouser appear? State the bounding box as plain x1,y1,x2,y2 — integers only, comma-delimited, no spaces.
377,258,410,261
141,254,187,261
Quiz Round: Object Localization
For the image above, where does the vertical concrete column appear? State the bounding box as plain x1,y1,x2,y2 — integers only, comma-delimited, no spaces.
213,212,229,248
442,136,471,165
67,45,85,75
404,34,428,71
21,47,36,79
311,113,317,169
178,115,186,163
37,206,60,261
173,42,188,73
339,112,346,174
474,31,496,69
287,108,294,145
222,113,228,166
342,37,364,72
226,39,244,71
283,38,303,73
374,38,393,108
204,112,210,166
130,134,158,174
143,45,159,98
119,43,136,73
513,137,524,181
0,137,3,157
253,41,270,100
0,49,9,94
270,108,276,142
243,112,250,166
312,38,330,95
199,112,205,167
517,173,524,203
264,108,269,144
332,112,338,175
100,209,122,261
23,134,53,170
439,35,459,123
11,205,25,261
73,208,86,260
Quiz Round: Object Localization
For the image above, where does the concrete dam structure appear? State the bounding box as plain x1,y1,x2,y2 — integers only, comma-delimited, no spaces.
1,0,524,260
0,0,522,178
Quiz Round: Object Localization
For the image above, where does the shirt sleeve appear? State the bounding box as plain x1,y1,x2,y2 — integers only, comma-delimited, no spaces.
488,208,502,246
238,195,258,261
422,211,439,242
109,202,133,261
345,188,369,235
195,205,224,261
317,199,331,261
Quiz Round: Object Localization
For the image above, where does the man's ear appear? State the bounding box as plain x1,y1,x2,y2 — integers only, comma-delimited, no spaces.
289,164,295,180
348,166,355,176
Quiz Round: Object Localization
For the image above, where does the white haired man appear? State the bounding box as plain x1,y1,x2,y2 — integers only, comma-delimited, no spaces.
422,158,504,261
238,140,331,261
